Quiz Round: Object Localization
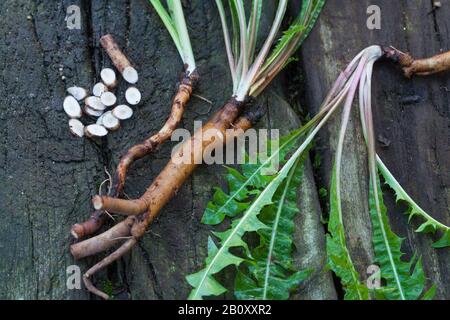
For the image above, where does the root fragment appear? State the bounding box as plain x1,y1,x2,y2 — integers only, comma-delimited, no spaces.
100,34,138,84
104,98,245,241
96,113,105,126
70,216,134,260
85,96,107,111
125,87,141,105
63,96,82,118
123,66,139,84
85,124,108,138
102,111,120,131
384,47,450,77
69,119,85,137
67,86,88,100
112,104,133,120
93,83,108,97
83,237,137,299
100,91,117,107
93,195,147,216
83,106,104,117
100,68,118,89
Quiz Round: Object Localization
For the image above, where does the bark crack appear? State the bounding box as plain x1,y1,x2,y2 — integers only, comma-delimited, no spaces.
29,3,50,88
125,0,131,46
429,0,443,49
137,242,163,299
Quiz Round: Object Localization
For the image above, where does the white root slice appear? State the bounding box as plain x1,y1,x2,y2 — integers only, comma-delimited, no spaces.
85,124,108,138
69,119,85,137
85,96,107,111
102,111,120,131
84,105,104,117
125,87,141,105
123,66,139,84
63,96,82,118
67,86,88,100
93,83,108,97
100,68,117,88
100,91,117,107
112,104,133,120
96,113,105,125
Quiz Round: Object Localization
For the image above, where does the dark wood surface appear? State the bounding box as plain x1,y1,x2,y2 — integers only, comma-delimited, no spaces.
0,0,447,299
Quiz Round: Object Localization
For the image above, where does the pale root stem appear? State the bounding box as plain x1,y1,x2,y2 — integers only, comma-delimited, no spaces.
100,34,138,84
83,237,137,299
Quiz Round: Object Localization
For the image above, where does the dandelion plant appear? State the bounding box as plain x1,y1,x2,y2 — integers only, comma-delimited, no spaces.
195,44,450,300
186,0,326,300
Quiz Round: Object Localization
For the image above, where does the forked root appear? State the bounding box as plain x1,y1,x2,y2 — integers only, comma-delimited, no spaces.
70,70,198,239
73,105,258,259
83,237,137,299
383,46,450,77
70,216,135,260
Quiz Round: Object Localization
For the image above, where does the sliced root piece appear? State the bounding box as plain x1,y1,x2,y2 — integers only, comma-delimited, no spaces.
85,96,107,111
102,111,120,131
100,68,117,89
93,82,108,97
69,119,85,137
112,104,133,120
83,105,104,117
92,195,147,216
125,87,141,105
63,96,82,118
100,91,117,107
67,86,88,100
83,237,137,299
96,113,105,126
100,34,138,84
85,124,108,138
123,66,138,84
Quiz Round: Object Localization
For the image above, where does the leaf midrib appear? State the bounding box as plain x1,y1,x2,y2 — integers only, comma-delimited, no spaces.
193,131,308,299
371,175,406,300
214,130,303,220
192,176,276,299
262,158,300,299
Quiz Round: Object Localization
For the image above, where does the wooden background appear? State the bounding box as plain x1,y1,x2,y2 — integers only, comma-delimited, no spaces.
0,0,448,299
